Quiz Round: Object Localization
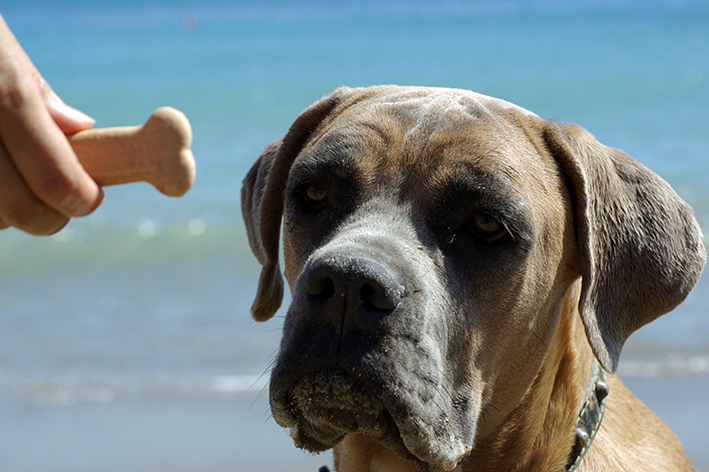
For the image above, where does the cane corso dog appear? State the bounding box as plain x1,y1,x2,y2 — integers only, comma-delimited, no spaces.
241,86,705,472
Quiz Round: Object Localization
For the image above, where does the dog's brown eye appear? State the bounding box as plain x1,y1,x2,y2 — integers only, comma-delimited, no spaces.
303,183,328,209
472,213,507,241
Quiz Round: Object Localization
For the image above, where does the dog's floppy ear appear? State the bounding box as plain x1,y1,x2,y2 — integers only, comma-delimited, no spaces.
543,121,706,372
241,86,367,321
242,139,282,267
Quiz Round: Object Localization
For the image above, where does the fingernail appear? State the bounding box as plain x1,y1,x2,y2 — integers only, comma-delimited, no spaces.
61,103,96,125
93,187,106,210
49,97,95,125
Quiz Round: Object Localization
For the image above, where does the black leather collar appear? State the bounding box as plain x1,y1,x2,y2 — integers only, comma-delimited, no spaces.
564,358,609,471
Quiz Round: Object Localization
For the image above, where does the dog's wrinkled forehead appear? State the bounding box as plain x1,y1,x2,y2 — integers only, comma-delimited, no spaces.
351,86,538,120
353,86,536,129
336,86,536,140
295,87,549,198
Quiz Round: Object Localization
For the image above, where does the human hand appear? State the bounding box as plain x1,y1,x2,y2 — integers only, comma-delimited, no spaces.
0,14,103,235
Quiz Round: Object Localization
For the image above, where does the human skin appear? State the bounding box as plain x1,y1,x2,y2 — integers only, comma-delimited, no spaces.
0,13,103,235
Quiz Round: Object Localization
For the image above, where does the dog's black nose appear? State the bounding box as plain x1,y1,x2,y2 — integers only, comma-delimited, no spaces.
303,254,404,327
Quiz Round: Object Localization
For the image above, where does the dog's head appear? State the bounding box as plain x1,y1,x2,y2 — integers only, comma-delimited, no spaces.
241,86,705,470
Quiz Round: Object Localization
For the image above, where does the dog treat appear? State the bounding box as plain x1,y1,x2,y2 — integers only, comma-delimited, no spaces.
69,107,196,197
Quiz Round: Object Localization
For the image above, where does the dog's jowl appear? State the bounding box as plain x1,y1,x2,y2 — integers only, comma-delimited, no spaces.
241,86,705,472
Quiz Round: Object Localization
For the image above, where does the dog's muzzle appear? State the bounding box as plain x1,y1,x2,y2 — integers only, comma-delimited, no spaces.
270,250,471,471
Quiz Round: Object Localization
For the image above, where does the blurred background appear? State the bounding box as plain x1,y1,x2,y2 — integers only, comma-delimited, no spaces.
0,1,707,471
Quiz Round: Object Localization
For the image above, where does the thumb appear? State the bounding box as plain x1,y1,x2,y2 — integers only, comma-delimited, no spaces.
33,69,95,135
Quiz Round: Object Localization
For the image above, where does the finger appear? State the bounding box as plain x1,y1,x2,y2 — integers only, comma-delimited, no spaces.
47,99,96,135
0,89,101,218
32,69,95,135
0,20,102,218
0,142,70,235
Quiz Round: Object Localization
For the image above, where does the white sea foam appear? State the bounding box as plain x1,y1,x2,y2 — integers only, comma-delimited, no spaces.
2,374,270,407
618,355,709,378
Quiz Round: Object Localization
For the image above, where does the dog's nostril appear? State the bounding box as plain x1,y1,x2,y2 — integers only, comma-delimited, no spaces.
301,254,404,326
305,273,336,299
359,282,400,312
320,277,335,299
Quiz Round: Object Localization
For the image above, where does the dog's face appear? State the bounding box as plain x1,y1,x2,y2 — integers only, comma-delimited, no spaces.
241,86,705,471
273,93,577,466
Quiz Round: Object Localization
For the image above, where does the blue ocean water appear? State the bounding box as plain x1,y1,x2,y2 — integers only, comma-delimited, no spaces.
0,1,707,470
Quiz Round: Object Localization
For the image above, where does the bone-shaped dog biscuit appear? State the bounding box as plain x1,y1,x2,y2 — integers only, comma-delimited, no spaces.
69,107,196,197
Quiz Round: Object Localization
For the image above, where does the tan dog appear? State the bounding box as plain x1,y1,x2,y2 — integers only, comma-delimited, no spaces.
241,85,705,472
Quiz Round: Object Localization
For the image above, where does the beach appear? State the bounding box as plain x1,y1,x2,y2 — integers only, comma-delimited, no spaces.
1,0,707,470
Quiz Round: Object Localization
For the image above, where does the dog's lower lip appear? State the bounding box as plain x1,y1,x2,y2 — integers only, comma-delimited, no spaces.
286,368,386,429
294,377,383,416
275,368,415,459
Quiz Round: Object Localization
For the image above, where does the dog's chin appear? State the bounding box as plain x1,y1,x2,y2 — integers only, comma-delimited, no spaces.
272,369,410,455
271,369,469,472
